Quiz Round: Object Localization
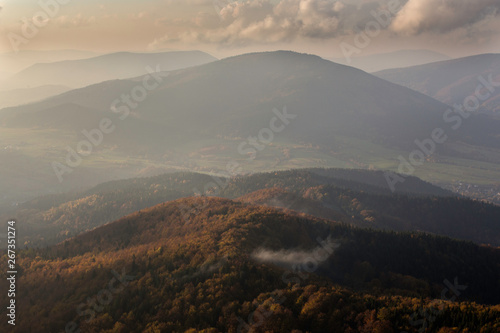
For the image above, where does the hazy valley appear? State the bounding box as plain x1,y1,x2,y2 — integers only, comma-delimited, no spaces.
1,2,500,330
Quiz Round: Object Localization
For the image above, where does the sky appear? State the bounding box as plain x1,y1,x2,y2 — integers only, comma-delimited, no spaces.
0,0,499,61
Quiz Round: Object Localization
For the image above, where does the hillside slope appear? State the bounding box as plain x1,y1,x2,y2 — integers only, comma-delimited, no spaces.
7,169,500,248
2,197,499,332
330,49,450,72
375,53,500,113
3,50,218,90
2,51,500,206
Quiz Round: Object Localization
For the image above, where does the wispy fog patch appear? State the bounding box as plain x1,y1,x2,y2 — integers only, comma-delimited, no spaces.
251,236,339,270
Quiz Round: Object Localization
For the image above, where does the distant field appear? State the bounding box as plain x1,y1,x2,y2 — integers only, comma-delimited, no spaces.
1,126,500,207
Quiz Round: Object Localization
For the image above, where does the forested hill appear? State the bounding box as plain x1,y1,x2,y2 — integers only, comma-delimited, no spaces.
2,197,499,332
6,169,500,248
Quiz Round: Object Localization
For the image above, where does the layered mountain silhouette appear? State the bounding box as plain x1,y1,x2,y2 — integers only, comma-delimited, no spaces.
1,51,500,205
2,51,452,146
330,49,450,72
0,85,71,109
8,169,500,248
3,50,218,90
375,53,500,113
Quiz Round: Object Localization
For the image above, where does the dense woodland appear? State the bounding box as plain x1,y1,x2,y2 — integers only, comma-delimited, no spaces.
5,169,499,247
1,197,499,332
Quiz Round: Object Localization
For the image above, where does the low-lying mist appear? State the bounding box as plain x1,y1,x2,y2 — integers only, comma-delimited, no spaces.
251,237,340,270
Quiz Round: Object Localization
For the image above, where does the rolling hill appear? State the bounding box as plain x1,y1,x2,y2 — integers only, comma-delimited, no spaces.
0,49,99,74
2,196,499,332
0,85,71,109
1,51,500,206
375,53,500,113
330,49,451,72
7,169,500,248
2,50,218,90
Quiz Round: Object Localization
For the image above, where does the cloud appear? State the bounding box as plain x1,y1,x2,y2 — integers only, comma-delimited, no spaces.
149,0,359,47
131,12,148,20
56,14,96,28
391,0,500,35
251,237,339,269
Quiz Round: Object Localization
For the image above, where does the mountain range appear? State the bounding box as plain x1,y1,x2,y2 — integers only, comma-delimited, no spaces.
375,53,500,113
0,49,99,75
6,169,500,249
330,49,451,72
2,48,500,331
2,51,500,206
0,84,71,109
2,50,218,90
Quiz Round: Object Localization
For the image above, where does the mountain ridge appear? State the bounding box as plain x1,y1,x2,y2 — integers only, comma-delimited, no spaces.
3,50,218,90
375,53,500,113
1,51,500,206
7,169,500,248
3,195,499,332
